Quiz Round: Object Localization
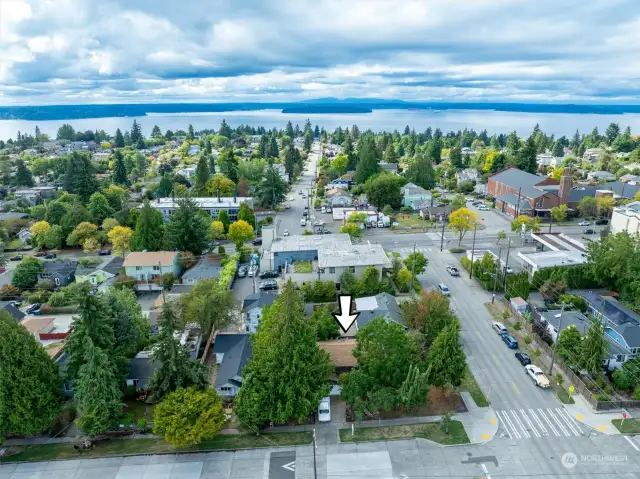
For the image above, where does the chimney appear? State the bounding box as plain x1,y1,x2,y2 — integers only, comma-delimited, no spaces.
217,189,221,202
558,168,572,206
233,188,237,203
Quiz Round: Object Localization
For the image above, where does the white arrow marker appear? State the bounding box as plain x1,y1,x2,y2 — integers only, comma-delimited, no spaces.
332,295,359,333
282,461,295,472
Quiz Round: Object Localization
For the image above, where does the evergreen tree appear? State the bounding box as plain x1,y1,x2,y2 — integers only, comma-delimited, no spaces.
405,151,436,189
88,192,114,224
269,135,279,158
303,131,313,152
427,320,466,387
313,125,320,138
384,142,397,163
156,173,173,197
60,200,92,238
218,147,239,183
194,154,210,194
187,124,195,140
517,135,537,173
75,339,123,435
219,119,232,138
343,138,357,171
166,197,210,255
45,200,69,225
581,318,607,376
14,159,34,186
238,203,256,229
218,209,230,233
106,288,148,377
354,136,379,184
131,200,165,251
112,150,129,185
149,302,208,400
256,166,288,208
449,146,463,169
284,146,296,180
63,152,98,201
285,121,294,138
114,128,125,148
151,125,162,138
0,311,62,438
235,281,333,429
398,364,431,411
130,120,142,144
605,122,620,145
552,141,564,157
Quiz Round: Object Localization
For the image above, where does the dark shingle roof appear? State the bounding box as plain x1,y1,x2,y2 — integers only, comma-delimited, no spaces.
128,355,161,389
42,260,77,275
182,257,223,282
213,333,252,389
2,302,25,321
242,292,277,312
490,167,550,199
356,293,404,329
103,256,124,275
496,193,533,211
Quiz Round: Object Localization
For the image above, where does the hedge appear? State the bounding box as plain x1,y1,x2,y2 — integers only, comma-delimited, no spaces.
531,264,599,290
219,253,239,289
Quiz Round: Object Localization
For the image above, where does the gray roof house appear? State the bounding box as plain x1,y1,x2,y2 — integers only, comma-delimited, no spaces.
354,293,404,330
39,260,78,287
182,257,223,285
1,301,25,322
378,162,399,175
539,309,589,342
243,292,277,333
126,351,161,390
213,333,253,397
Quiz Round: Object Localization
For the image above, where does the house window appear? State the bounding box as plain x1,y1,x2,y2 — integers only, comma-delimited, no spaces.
349,267,355,273
54,277,60,286
220,386,232,392
136,266,142,271
616,355,624,362
329,267,335,274
152,265,160,271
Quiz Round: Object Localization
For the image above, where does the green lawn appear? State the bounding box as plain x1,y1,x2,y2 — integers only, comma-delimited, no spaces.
457,367,489,407
396,215,431,228
294,261,312,273
3,432,312,462
612,418,640,433
339,421,469,445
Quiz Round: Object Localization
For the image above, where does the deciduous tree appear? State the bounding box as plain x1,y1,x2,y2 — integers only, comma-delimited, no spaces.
67,221,99,247
30,220,51,249
205,174,235,197
405,151,436,190
88,192,115,224
227,220,255,247
209,220,225,240
448,208,479,245
179,279,235,338
12,257,43,289
403,251,428,276
365,174,404,208
581,318,607,376
308,306,340,341
400,291,455,346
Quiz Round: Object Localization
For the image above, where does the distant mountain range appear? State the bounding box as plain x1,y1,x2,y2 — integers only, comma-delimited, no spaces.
2,98,640,121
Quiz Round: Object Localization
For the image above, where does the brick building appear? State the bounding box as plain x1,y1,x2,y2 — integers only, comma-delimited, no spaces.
488,167,562,218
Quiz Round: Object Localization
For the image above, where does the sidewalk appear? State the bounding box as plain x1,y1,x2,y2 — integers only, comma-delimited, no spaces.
564,394,625,435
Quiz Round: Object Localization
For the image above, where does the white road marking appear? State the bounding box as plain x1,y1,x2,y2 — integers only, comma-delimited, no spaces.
537,409,560,436
624,435,640,452
547,408,570,436
500,410,521,439
520,409,540,438
555,408,581,436
528,408,548,436
509,410,530,438
557,408,583,435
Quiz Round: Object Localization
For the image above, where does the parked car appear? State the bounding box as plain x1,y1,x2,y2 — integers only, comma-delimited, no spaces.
492,322,507,335
446,265,459,276
595,219,609,225
504,265,514,274
515,352,531,366
525,365,550,388
578,221,590,226
583,228,596,235
321,228,332,234
44,253,57,259
252,238,262,246
259,270,279,279
34,251,46,257
25,303,41,314
478,205,489,211
283,229,290,236
98,250,111,256
9,255,23,261
501,333,518,349
259,280,278,291
437,283,450,296
237,266,248,278
248,265,258,277
318,397,331,423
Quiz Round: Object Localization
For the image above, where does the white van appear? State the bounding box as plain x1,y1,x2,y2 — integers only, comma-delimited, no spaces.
318,397,331,422
492,322,507,336
300,218,307,227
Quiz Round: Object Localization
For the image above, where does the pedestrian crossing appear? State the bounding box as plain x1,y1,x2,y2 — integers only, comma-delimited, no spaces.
395,247,434,257
496,408,585,439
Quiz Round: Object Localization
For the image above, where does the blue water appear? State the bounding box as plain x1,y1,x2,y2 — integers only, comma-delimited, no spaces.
3,109,640,142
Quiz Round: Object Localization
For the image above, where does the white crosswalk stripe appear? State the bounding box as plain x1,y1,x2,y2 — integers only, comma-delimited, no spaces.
395,247,433,257
497,408,584,440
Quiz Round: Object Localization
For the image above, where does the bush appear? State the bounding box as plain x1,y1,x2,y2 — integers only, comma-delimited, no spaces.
47,291,69,307
114,275,136,290
36,279,55,291
218,253,239,289
395,268,412,293
634,385,640,400
27,289,52,304
524,335,532,345
0,284,21,300
612,369,633,391
513,322,522,331
449,247,466,254
218,245,226,256
178,252,197,270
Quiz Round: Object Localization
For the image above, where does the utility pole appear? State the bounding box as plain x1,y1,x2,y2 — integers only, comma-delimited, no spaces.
549,304,566,376
159,262,166,303
312,429,318,479
502,239,511,290
469,224,477,279
410,242,416,294
515,187,522,218
548,214,553,234
492,248,502,303
440,219,446,252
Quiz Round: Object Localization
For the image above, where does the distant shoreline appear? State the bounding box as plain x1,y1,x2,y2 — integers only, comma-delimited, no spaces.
1,100,640,121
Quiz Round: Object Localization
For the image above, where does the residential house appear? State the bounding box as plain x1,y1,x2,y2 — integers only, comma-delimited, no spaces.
213,332,253,397
488,167,561,218
587,171,616,182
17,228,32,243
420,205,451,221
1,301,24,322
21,315,72,358
318,339,356,373
126,351,161,391
176,166,197,178
354,293,404,331
242,292,277,333
583,148,604,163
619,174,640,185
40,260,78,287
539,309,590,342
123,251,180,291
187,145,201,156
14,186,56,205
181,256,223,285
611,201,640,235
325,188,352,208
461,147,475,156
455,168,479,185
75,256,124,290
402,182,432,209
536,154,562,168
148,196,253,222
378,162,398,175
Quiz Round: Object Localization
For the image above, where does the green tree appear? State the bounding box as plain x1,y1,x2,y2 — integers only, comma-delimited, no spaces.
384,142,397,163
14,159,34,186
365,174,405,208
405,151,436,189
153,387,226,447
284,146,296,180
75,339,123,435
581,318,607,376
403,251,428,276
88,192,114,224
44,225,64,249
114,128,125,148
209,221,225,240
104,185,128,211
505,272,531,300
331,154,349,175
340,222,363,239
179,279,235,338
218,147,239,183
586,232,640,299
308,306,340,341
516,135,537,173
578,196,598,217
339,270,358,295
130,119,142,144
235,281,333,429
217,209,231,233
427,320,466,387
237,203,256,229
395,268,413,293
12,257,43,289
400,291,455,346
112,150,129,185
451,194,466,211
57,123,76,141
131,200,165,251
449,146,463,169
106,287,148,366
205,174,235,197
45,201,68,225
256,166,288,208
156,173,173,197
228,220,255,247
398,364,431,411
149,302,208,400
63,152,98,201
166,197,210,255
60,200,92,238
0,311,62,439
551,204,568,223
194,154,210,194
557,325,582,366
66,221,99,247
354,136,379,184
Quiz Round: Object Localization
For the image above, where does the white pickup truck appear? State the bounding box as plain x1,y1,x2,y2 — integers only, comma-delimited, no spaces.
525,365,550,388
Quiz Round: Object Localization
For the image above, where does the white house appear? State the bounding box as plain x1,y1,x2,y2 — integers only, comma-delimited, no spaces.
123,251,180,291
611,201,640,235
536,154,562,168
148,196,253,222
587,171,616,182
455,168,480,185
242,292,277,333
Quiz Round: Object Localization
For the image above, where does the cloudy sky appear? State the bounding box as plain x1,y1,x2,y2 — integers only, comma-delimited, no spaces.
1,0,639,105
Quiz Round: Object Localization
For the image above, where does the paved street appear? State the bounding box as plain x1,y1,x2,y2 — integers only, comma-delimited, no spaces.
3,434,640,478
